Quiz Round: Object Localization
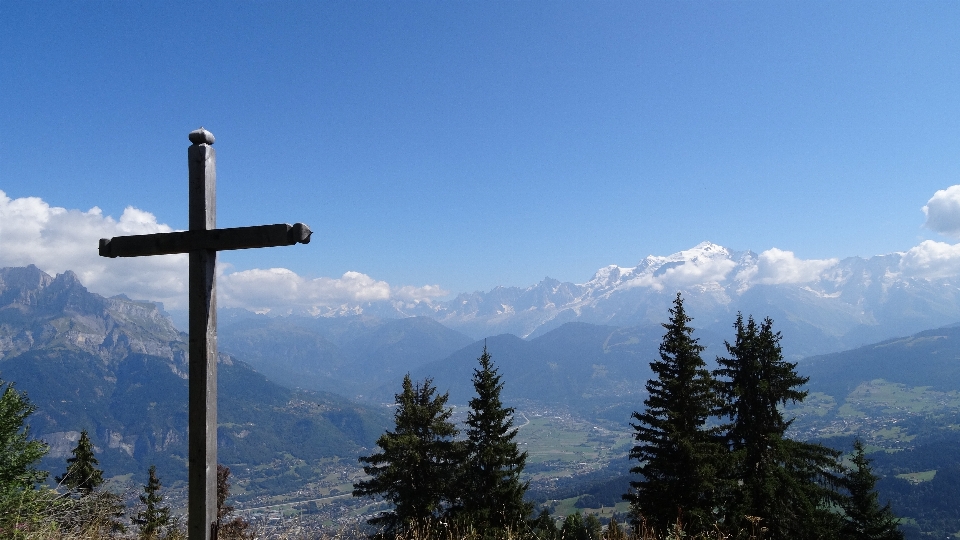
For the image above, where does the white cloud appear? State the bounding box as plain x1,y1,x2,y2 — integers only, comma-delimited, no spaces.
0,191,447,312
0,190,187,308
632,256,737,291
899,240,960,279
218,269,448,313
659,259,736,288
394,284,448,302
923,185,960,238
740,248,838,285
636,248,836,292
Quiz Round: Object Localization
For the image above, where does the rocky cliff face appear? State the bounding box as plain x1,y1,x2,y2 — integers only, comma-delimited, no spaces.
0,265,387,485
0,264,189,472
0,265,185,364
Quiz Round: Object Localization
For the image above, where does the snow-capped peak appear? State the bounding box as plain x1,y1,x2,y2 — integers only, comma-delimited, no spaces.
582,242,736,294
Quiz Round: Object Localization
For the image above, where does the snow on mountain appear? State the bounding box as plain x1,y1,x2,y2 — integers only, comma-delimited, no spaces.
381,242,960,359
583,242,739,294
153,241,960,360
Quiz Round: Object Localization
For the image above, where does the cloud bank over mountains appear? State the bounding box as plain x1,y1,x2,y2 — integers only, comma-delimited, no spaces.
743,248,838,286
0,191,187,308
4,186,960,317
586,244,840,293
0,190,446,311
218,268,447,315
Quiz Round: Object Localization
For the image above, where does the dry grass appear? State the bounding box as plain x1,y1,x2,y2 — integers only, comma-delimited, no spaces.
4,493,767,540
10,526,754,540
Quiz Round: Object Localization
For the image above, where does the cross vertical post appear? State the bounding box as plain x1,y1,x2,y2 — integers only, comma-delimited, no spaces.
188,128,218,540
97,128,312,540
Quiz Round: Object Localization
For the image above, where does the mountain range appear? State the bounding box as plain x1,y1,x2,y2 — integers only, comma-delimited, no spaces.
216,309,474,400
7,256,960,537
252,242,960,360
215,311,670,407
0,265,389,486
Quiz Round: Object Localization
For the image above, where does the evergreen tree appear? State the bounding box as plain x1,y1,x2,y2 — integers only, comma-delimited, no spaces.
216,464,252,540
583,514,602,540
561,512,586,540
840,439,904,540
56,429,103,496
53,430,125,534
529,509,559,540
0,380,48,491
560,512,602,540
134,465,171,539
217,463,235,522
714,314,842,538
0,379,49,526
353,375,460,533
460,345,531,532
606,515,628,540
625,293,722,533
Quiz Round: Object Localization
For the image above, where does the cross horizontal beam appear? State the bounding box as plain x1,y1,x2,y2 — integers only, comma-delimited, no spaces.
98,222,312,258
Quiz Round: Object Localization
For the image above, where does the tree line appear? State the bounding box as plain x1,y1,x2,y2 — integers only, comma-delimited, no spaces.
353,345,618,539
0,293,906,539
352,345,532,536
625,293,903,539
354,294,906,539
0,378,250,539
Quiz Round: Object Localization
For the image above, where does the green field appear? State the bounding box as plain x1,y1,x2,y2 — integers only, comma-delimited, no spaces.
543,497,631,521
895,470,936,484
214,405,640,526
846,380,960,414
786,379,960,452
514,409,633,480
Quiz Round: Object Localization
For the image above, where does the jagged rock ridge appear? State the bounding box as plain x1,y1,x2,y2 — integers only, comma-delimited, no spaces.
0,265,183,363
0,265,388,485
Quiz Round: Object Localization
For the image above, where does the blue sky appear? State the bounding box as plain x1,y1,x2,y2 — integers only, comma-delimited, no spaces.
3,2,960,308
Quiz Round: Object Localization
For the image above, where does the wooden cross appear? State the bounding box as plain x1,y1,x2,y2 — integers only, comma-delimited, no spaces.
98,128,311,540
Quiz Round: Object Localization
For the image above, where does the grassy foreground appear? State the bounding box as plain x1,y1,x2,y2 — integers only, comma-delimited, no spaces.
8,511,768,540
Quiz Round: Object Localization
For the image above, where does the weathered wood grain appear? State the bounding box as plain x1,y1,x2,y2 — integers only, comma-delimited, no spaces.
98,223,312,257
97,128,311,540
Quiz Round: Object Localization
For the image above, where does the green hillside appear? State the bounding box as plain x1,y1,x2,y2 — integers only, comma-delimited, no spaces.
0,266,390,496
790,325,960,538
393,322,663,407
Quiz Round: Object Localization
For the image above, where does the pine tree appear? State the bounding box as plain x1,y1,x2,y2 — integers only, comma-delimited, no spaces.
529,509,559,540
216,464,252,540
0,379,49,524
353,375,460,533
134,465,171,539
606,515,628,540
217,463,235,522
561,512,586,540
625,293,722,533
583,514,602,540
559,512,602,540
56,429,103,496
0,380,48,490
460,345,531,532
53,430,127,534
840,439,904,540
714,314,842,538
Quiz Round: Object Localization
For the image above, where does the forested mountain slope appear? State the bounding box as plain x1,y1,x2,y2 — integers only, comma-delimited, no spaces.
0,265,389,486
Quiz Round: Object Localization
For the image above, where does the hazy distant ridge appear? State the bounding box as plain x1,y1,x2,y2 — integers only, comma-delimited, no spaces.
375,242,960,359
